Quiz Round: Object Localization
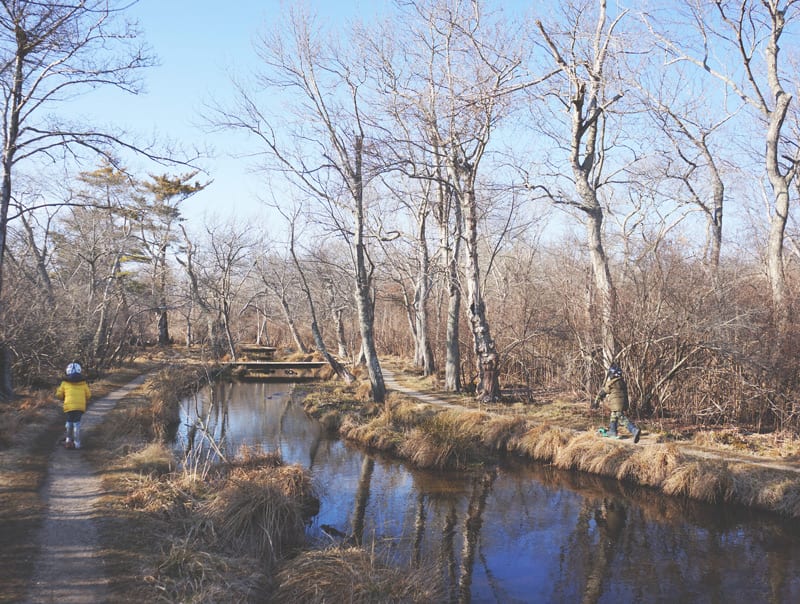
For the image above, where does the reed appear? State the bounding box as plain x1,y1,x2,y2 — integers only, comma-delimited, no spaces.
662,460,733,504
199,461,315,567
271,547,444,603
508,424,575,461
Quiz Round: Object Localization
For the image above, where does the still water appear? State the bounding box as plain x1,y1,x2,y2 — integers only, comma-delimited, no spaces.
176,380,800,603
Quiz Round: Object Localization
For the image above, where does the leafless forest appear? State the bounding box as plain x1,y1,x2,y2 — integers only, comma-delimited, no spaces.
1,1,799,432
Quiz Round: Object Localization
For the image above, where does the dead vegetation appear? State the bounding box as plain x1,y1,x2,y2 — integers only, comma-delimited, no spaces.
271,547,444,603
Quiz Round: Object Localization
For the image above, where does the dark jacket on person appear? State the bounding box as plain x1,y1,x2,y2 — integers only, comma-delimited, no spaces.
596,375,628,412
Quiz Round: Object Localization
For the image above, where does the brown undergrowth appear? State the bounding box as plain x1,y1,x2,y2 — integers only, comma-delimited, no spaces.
271,547,444,603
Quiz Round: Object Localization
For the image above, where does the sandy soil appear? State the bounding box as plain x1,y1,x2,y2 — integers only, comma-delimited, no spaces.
22,375,147,604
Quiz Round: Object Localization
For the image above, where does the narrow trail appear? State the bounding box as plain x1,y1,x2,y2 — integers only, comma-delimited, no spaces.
382,368,800,476
382,368,469,411
24,375,148,604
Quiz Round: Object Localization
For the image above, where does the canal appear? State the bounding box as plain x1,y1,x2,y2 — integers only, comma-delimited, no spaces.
176,380,800,603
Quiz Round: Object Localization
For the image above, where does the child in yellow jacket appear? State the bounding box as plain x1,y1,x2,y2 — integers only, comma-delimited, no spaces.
56,362,91,449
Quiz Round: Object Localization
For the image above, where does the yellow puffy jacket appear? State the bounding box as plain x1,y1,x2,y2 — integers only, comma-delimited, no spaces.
56,380,91,413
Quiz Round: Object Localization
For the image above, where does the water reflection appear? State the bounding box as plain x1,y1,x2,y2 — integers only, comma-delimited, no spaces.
177,381,800,603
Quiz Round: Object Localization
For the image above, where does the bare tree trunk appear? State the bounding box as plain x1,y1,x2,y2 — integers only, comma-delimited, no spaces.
585,205,618,364
352,136,386,403
765,105,792,334
438,182,462,393
334,307,348,359
457,169,500,402
445,271,462,392
278,290,309,354
0,43,22,401
414,213,435,376
289,222,354,384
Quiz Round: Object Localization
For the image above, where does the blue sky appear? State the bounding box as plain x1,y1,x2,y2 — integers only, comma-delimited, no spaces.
77,0,537,230
82,1,383,227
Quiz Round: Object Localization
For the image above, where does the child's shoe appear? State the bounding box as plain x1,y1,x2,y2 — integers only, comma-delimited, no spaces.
74,440,81,449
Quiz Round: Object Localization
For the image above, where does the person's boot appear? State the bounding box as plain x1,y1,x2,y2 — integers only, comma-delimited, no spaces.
607,420,619,438
73,422,81,449
628,421,641,444
65,421,74,448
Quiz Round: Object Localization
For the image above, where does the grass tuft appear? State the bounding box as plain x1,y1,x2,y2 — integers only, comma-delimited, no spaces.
199,461,316,567
616,443,685,487
662,460,733,503
272,547,444,603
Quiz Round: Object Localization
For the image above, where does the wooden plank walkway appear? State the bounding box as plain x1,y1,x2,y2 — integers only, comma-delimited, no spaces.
224,361,326,370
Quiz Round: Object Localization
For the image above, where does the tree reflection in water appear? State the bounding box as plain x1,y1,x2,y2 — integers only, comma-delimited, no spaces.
176,382,800,603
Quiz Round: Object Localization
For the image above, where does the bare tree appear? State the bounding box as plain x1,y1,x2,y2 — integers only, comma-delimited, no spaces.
0,1,155,399
256,253,309,354
534,0,629,368
659,0,800,334
286,211,355,384
210,8,384,400
373,0,543,401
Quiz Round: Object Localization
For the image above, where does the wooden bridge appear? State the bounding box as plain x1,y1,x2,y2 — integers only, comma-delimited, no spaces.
238,344,277,360
225,344,329,381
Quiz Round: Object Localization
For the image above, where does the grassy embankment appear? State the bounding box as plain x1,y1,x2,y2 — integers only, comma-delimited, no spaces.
302,358,800,519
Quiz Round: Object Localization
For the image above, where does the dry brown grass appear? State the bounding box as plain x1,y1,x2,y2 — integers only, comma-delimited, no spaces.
662,460,734,504
398,410,481,470
200,458,315,565
508,424,575,461
693,427,800,459
616,443,686,487
553,432,611,472
341,414,404,453
384,393,437,429
271,547,444,604
147,365,208,442
152,536,266,602
123,442,176,476
478,415,529,451
724,463,800,517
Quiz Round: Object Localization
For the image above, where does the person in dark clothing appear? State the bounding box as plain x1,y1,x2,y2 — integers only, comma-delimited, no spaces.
592,362,641,443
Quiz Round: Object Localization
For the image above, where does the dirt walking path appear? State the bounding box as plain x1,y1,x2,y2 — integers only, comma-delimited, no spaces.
382,368,800,476
23,375,148,604
382,369,470,411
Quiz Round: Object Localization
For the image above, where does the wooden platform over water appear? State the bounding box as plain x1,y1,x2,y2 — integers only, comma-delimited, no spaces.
223,360,326,381
225,361,326,370
238,345,277,360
